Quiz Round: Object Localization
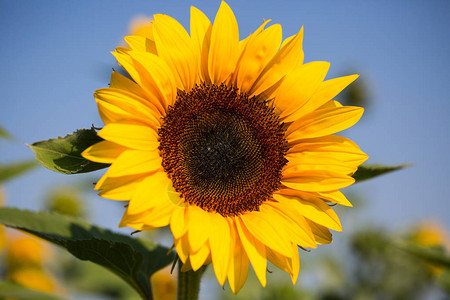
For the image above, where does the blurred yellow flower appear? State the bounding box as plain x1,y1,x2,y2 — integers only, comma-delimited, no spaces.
6,235,51,268
411,221,449,275
412,221,449,249
83,1,367,293
46,187,84,217
151,267,177,300
7,267,57,293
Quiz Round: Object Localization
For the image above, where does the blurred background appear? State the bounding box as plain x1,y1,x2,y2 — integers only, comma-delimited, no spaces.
0,0,449,299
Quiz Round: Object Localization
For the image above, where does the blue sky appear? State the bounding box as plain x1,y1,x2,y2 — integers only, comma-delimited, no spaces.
1,0,449,239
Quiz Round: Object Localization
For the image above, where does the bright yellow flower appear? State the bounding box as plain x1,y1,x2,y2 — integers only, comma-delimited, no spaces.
83,2,367,293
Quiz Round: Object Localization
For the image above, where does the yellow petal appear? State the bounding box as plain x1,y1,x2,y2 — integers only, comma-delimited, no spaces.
284,152,363,175
286,106,364,141
318,190,353,207
249,27,304,98
170,206,188,239
236,19,271,58
120,205,169,229
106,150,161,178
96,101,158,131
266,247,292,275
124,35,157,54
128,172,171,214
235,218,267,287
97,174,146,200
109,71,147,99
281,170,355,192
227,221,249,294
153,14,197,91
266,199,316,248
277,188,353,208
189,242,210,271
95,88,161,129
82,141,125,164
275,61,330,122
208,1,239,84
141,202,175,228
273,193,342,231
280,35,295,48
130,18,154,40
94,171,112,190
260,204,316,249
119,209,149,229
98,122,159,151
286,135,368,174
319,100,343,109
305,219,333,245
210,213,231,285
234,24,282,93
112,49,173,112
290,244,300,284
274,189,333,246
291,74,359,120
240,209,293,257
286,75,358,122
124,50,177,108
174,234,190,263
190,6,212,82
288,134,366,155
187,206,211,253
112,48,162,112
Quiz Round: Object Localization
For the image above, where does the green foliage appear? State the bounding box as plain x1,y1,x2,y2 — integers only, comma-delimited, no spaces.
0,160,38,183
349,229,440,300
438,270,450,293
0,280,63,300
0,207,175,300
353,164,409,183
260,285,308,300
395,241,450,269
64,262,138,300
28,128,109,174
0,126,12,140
45,187,85,217
342,78,370,108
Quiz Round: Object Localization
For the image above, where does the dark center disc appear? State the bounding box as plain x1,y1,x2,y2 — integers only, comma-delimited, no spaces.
179,111,264,198
158,83,288,217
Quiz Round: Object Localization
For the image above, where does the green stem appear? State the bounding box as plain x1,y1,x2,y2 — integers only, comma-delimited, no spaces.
177,263,207,300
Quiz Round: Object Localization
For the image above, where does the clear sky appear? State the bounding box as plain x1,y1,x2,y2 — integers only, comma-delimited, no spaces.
1,0,449,241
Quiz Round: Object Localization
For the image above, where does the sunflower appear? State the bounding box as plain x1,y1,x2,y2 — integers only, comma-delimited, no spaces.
82,1,367,293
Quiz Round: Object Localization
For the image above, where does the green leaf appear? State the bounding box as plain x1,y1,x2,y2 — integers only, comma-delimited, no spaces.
27,128,109,174
66,262,138,298
352,164,409,183
0,207,175,300
0,160,38,183
0,280,63,300
395,240,450,269
0,126,13,140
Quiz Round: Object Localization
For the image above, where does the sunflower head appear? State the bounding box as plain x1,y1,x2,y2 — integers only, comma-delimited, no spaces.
83,1,367,293
159,82,288,217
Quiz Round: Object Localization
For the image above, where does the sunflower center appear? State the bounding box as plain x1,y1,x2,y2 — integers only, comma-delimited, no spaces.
158,83,288,217
179,111,263,198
